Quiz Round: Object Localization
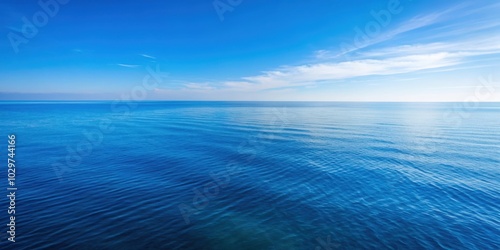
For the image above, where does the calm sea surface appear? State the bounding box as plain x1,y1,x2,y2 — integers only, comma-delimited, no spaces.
0,102,498,249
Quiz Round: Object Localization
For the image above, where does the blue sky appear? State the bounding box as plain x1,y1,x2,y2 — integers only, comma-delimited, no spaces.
1,0,500,101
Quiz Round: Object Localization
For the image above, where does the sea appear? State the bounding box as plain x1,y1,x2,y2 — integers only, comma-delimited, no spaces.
0,101,498,249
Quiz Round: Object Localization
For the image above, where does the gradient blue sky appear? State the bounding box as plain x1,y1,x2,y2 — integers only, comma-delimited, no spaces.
1,0,500,101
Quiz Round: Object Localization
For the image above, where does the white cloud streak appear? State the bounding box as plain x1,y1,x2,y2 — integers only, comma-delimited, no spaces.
141,54,156,59
117,63,140,68
155,2,500,100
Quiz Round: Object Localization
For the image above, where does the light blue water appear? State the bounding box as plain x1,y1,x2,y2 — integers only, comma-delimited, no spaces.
0,102,499,249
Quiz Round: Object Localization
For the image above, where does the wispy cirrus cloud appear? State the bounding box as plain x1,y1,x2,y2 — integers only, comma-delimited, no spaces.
150,2,500,101
332,10,449,57
227,52,459,91
116,55,156,69
141,54,156,59
359,34,500,59
117,63,140,68
156,51,459,93
320,2,499,59
172,33,500,93
211,3,500,92
184,83,215,90
313,11,446,60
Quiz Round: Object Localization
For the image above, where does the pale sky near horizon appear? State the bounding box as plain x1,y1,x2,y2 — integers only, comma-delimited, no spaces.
1,0,500,101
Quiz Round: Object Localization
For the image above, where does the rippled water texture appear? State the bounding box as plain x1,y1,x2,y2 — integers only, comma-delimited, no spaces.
0,102,499,249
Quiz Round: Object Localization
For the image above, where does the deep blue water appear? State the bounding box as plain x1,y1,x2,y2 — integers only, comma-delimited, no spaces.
0,102,499,249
